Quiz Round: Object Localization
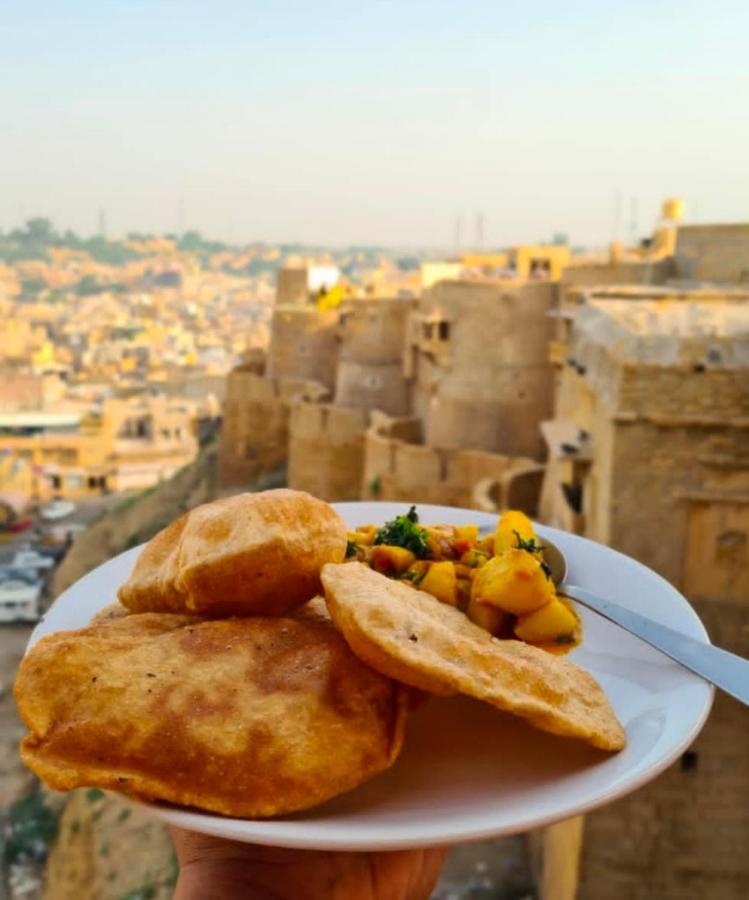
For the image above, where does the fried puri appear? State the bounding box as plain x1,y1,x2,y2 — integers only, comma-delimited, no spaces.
15,613,408,817
321,563,625,752
117,490,347,617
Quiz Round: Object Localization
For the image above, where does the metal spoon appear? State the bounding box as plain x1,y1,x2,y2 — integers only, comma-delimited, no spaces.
541,537,749,706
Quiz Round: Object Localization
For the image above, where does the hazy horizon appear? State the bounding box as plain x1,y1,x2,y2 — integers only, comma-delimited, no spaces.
3,1,748,249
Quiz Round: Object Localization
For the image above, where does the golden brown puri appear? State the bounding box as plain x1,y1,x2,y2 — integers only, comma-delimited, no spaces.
89,601,131,624
15,613,409,818
291,596,333,626
322,563,626,752
117,490,347,617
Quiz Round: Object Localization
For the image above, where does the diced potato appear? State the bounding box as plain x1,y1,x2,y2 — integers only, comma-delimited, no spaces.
352,525,377,546
466,595,507,635
478,534,495,555
471,549,555,615
494,510,539,556
514,598,578,644
461,548,489,569
369,544,416,574
419,561,458,606
455,524,479,544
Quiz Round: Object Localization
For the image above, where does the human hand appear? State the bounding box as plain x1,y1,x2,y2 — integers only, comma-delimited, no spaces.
171,827,448,900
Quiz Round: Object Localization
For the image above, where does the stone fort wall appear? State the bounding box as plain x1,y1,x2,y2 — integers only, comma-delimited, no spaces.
267,306,340,390
412,280,557,459
218,368,327,487
362,415,537,509
675,224,749,283
335,298,414,416
287,401,370,501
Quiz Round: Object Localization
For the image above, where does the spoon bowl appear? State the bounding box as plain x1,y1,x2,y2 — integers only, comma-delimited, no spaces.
539,533,749,707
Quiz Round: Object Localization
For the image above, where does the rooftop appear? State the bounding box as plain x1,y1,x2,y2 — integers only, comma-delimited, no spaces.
574,299,749,368
0,412,81,429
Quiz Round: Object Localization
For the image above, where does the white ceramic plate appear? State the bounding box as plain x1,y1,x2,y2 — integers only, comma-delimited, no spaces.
27,502,713,850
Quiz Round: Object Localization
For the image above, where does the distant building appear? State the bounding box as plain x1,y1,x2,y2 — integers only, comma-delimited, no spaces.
0,396,200,500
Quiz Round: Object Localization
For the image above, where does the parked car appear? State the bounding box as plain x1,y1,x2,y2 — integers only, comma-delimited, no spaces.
11,547,55,571
41,499,76,521
0,569,42,623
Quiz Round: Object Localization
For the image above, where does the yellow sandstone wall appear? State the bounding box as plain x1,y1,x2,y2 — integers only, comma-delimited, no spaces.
218,368,326,487
545,299,749,900
334,298,414,416
275,267,309,304
675,224,749,283
560,258,673,289
287,402,370,501
412,280,557,459
267,306,340,390
361,417,537,508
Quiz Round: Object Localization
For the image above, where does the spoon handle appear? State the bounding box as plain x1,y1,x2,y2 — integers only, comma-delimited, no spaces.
563,583,749,707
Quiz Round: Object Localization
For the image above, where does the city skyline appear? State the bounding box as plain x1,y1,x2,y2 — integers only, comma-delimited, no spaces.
2,1,748,247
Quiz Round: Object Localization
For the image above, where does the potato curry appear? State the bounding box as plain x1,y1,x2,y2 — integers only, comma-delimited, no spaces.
346,507,581,654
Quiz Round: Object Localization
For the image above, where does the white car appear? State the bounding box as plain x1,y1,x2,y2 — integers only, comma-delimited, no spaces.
0,573,42,623
41,499,76,521
11,549,54,571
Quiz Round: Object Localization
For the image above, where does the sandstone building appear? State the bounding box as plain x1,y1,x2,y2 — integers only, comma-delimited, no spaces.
536,291,749,900
221,262,561,511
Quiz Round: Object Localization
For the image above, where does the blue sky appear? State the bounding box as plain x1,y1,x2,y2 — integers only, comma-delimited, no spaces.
2,1,747,247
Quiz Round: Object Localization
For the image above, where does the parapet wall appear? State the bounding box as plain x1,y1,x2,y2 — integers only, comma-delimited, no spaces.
288,401,370,501
560,258,673,289
362,418,537,508
675,224,749,283
218,368,327,487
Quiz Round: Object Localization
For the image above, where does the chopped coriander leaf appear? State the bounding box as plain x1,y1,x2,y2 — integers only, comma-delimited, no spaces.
345,540,359,558
512,530,546,555
374,508,430,558
397,569,425,585
512,530,552,578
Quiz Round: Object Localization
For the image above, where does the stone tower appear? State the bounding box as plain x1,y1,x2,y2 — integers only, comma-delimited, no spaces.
408,279,557,459
334,297,414,416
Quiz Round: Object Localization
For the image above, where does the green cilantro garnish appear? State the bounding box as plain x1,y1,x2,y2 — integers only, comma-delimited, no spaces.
513,529,552,580
346,540,359,558
513,530,545,554
374,506,430,558
397,568,426,586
